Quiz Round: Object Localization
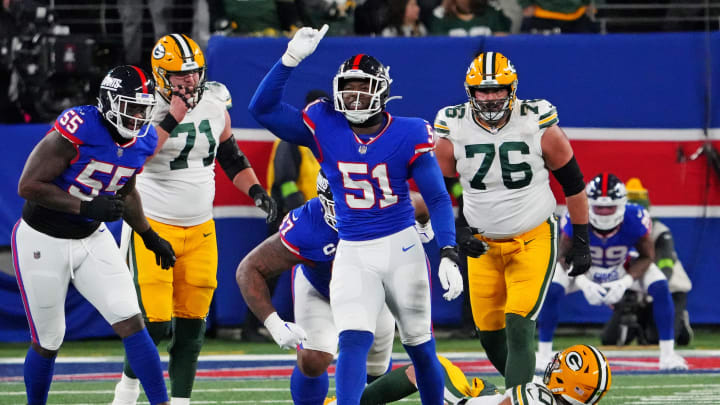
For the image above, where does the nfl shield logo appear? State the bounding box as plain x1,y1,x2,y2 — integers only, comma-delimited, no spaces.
33,251,41,259
358,145,367,155
117,148,124,157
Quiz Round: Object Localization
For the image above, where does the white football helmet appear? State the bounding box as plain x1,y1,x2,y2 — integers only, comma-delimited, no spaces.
586,173,627,231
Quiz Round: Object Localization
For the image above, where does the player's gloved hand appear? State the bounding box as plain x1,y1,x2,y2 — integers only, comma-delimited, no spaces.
602,274,634,305
439,246,464,301
80,194,125,222
281,24,329,67
264,312,307,350
456,226,488,258
415,220,435,243
574,274,607,306
566,224,592,276
139,228,176,269
249,184,278,224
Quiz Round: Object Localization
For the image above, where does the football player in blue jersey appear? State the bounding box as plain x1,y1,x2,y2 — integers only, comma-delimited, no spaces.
237,171,390,405
536,173,688,371
237,170,438,405
249,25,463,404
11,66,175,405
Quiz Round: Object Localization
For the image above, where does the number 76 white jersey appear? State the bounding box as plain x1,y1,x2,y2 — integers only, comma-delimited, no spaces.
434,99,558,239
138,81,232,226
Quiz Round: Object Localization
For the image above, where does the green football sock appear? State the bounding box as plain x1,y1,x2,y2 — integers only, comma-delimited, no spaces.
360,364,418,405
478,329,507,376
122,320,171,378
504,313,535,388
168,317,205,398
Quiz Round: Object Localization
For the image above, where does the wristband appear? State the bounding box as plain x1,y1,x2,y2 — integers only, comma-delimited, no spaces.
158,113,179,134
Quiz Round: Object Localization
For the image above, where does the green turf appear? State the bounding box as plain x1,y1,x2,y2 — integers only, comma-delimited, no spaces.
1,373,719,404
0,328,717,358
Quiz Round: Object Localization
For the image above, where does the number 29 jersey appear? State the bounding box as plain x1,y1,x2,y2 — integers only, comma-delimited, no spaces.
137,81,232,226
562,203,651,269
434,99,558,239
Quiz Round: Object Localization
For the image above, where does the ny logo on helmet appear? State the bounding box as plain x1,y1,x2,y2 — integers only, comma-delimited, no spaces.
101,77,122,90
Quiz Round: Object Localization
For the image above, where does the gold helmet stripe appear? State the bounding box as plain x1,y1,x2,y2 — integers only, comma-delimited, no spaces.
585,345,610,404
170,33,193,60
484,51,495,81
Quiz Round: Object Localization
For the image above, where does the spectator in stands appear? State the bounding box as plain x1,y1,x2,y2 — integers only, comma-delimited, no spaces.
303,0,356,36
381,0,428,36
223,0,283,36
519,0,598,34
600,177,694,347
495,0,523,33
430,0,511,36
0,0,21,122
355,0,389,35
117,0,171,67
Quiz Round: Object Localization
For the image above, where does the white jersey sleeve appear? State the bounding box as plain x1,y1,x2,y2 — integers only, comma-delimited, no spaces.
436,100,558,239
138,81,231,226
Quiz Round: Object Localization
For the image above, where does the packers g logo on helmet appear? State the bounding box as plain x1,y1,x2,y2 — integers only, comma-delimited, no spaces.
151,33,206,105
543,344,612,405
465,51,518,125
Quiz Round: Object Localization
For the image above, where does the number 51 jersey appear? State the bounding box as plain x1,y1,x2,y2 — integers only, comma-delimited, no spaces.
434,99,558,239
138,81,232,227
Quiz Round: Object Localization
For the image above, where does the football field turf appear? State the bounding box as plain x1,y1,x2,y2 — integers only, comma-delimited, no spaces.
1,333,719,404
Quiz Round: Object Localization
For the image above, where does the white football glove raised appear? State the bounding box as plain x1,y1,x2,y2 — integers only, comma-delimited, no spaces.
263,312,307,350
281,24,329,67
602,274,634,305
414,220,435,244
574,274,607,306
438,258,463,301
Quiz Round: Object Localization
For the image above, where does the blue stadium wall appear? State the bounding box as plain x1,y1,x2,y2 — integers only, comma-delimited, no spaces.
1,32,719,342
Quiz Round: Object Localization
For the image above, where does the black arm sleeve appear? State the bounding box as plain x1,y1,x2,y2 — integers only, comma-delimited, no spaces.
216,135,252,181
551,156,585,196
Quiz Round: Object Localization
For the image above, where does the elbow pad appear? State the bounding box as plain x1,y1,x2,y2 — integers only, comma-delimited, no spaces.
217,135,252,181
552,156,585,196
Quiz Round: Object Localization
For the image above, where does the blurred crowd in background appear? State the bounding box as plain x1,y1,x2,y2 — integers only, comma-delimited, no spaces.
0,0,717,123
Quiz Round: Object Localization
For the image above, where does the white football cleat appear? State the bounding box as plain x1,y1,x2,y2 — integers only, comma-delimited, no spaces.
111,378,140,405
659,352,689,371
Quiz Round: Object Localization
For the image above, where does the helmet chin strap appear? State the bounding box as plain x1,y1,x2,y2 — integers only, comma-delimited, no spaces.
350,110,384,128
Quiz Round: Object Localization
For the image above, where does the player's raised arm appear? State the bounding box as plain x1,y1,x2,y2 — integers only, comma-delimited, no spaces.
248,25,328,148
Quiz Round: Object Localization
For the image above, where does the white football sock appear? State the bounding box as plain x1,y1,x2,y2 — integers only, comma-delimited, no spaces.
538,341,553,358
171,397,191,405
659,339,674,358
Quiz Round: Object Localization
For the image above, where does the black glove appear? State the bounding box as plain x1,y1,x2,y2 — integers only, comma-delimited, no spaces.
249,184,278,224
566,224,592,276
80,195,125,222
440,245,462,266
456,226,488,258
139,228,176,270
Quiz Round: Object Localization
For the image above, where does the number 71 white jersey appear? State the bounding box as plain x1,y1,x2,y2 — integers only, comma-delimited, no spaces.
138,81,232,226
435,99,558,239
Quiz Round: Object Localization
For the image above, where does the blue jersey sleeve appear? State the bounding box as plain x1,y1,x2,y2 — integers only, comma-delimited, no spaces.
279,198,338,262
248,60,314,148
411,152,456,248
53,106,99,145
624,204,652,241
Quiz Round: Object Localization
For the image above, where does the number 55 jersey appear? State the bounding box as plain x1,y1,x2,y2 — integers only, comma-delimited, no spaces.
138,81,232,226
434,98,558,239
